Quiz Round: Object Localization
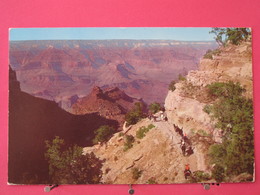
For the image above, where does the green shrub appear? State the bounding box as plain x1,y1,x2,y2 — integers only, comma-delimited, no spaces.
132,168,142,180
125,102,146,126
207,81,245,99
123,135,135,151
193,171,211,182
93,125,115,144
45,136,103,184
148,124,155,129
168,81,176,92
147,177,157,184
205,81,254,177
178,74,186,81
203,49,221,59
136,124,155,139
149,102,161,114
210,28,251,46
203,104,212,114
197,129,210,137
212,165,225,183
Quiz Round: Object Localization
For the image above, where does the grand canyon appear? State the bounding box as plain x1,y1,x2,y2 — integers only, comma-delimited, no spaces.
9,40,217,111
9,34,253,185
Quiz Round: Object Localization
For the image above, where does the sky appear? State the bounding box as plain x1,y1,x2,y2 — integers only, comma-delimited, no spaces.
9,27,215,41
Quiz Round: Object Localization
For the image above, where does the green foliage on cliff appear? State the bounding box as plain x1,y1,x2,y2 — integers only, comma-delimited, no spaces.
168,80,176,92
178,73,186,81
210,28,251,46
123,134,135,151
93,125,115,144
136,124,155,139
125,102,146,126
192,171,211,182
45,136,103,184
204,82,254,180
211,164,225,183
149,102,161,114
203,49,221,59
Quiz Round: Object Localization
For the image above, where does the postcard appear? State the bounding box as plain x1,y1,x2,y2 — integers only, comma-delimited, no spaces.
8,27,254,184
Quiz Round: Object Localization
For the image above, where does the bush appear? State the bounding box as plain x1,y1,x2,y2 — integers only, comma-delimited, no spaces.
136,124,155,139
203,49,221,59
149,102,161,114
178,74,186,81
203,104,212,114
93,125,115,144
147,177,157,184
168,81,176,92
148,124,155,129
123,135,135,151
193,171,211,182
45,136,103,184
132,168,142,180
212,165,225,183
205,81,254,177
125,102,146,126
207,81,245,99
210,28,251,46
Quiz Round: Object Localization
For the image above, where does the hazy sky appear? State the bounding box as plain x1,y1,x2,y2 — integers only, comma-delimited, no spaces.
10,27,215,41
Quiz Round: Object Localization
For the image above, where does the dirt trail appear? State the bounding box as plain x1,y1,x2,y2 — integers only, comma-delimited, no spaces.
151,118,207,182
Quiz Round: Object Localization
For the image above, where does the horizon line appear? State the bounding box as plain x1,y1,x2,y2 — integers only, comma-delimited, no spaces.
10,39,217,42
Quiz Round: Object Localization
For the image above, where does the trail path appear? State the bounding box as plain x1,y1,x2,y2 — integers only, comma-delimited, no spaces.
151,118,207,182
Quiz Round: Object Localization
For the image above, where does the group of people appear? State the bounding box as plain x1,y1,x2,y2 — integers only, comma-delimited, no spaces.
173,124,194,156
148,108,168,122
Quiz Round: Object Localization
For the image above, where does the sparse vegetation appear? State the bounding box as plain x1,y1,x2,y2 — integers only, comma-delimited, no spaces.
211,164,225,183
178,73,186,81
203,49,221,59
136,124,155,139
207,81,245,99
149,102,161,114
168,80,176,92
147,177,157,184
203,104,212,115
163,177,168,181
197,129,211,137
105,168,111,174
192,171,211,182
45,136,103,184
204,81,254,180
210,28,251,46
93,125,115,144
132,168,142,180
123,135,135,151
125,102,146,126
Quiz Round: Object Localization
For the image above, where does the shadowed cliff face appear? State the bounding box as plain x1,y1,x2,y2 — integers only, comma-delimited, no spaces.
8,68,118,184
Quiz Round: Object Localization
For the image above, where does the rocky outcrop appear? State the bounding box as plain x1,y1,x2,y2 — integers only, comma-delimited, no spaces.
165,41,252,142
71,86,144,126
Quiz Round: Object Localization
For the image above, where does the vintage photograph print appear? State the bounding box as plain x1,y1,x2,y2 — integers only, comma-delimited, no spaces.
8,27,254,184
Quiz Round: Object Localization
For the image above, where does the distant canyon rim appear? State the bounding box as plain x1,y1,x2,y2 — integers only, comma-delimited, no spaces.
9,40,217,111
